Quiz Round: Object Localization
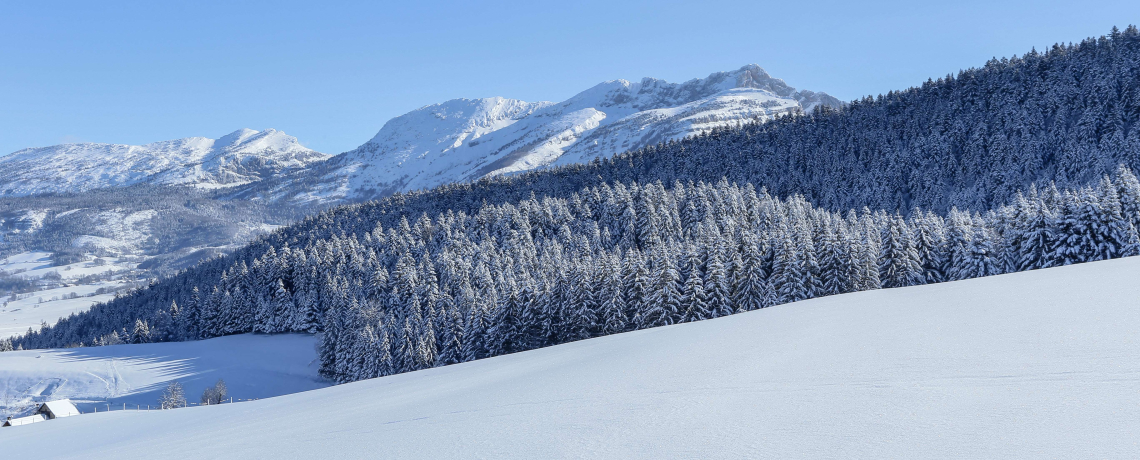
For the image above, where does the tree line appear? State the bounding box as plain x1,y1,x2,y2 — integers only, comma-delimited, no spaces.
6,169,1139,384
5,26,1140,386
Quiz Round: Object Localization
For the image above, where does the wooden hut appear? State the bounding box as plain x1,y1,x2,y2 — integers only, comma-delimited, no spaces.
37,399,81,419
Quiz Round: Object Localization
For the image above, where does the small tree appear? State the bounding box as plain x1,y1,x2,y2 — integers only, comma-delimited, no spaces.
200,378,228,405
159,381,187,409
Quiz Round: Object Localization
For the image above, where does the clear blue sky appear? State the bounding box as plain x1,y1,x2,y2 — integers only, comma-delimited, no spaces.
2,0,1138,155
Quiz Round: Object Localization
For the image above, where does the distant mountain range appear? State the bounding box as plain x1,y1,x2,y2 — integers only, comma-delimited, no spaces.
0,129,330,197
271,64,841,203
0,64,836,280
2,65,836,203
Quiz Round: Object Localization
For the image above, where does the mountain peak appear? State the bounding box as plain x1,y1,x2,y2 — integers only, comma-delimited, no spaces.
0,129,329,197
301,65,840,203
733,64,775,88
216,128,262,147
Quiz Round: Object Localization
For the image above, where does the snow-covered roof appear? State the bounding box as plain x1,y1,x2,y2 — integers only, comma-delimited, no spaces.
3,414,47,426
39,399,80,418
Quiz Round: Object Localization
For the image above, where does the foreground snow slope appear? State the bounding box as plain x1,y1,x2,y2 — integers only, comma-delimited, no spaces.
0,334,324,418
5,257,1140,458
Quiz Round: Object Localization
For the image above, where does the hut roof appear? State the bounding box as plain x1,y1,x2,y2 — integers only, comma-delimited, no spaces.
38,399,80,418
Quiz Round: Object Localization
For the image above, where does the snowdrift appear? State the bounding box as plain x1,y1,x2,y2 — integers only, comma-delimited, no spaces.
4,257,1140,458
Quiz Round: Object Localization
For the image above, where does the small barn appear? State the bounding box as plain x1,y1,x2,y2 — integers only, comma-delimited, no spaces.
37,399,81,419
3,414,47,427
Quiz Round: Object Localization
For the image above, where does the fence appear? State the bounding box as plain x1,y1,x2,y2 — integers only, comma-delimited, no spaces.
4,396,264,427
88,397,262,413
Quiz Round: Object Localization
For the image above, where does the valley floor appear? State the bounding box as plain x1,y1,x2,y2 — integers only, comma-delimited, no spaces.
3,257,1140,458
0,251,141,339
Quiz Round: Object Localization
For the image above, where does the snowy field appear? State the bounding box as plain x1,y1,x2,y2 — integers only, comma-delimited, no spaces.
0,291,119,339
3,257,1140,458
0,251,137,338
0,251,130,280
0,334,324,418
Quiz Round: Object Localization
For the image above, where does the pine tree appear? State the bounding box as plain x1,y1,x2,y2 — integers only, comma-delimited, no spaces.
622,249,651,327
1015,196,1054,271
131,319,151,344
945,211,975,280
735,234,769,311
417,320,438,369
817,222,846,296
680,257,710,322
704,246,733,317
772,233,806,304
642,248,681,327
567,263,599,341
598,255,628,335
436,307,464,366
376,321,395,376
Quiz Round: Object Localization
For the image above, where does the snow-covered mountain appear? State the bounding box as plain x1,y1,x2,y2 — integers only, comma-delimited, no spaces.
4,256,1139,458
283,64,840,202
0,129,330,196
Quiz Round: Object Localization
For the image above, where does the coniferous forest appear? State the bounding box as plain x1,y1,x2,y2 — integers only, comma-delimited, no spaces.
6,27,1140,386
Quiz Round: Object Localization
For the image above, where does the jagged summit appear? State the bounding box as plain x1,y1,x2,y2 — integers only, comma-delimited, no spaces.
0,129,330,196
283,64,840,203
0,66,837,204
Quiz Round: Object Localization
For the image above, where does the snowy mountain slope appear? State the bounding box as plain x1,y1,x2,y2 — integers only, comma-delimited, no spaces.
0,129,330,196
5,256,1139,458
279,64,840,202
0,186,302,335
0,130,327,333
0,334,324,418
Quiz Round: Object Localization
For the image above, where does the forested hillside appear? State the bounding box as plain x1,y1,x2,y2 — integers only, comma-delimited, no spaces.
0,185,310,275
8,28,1140,387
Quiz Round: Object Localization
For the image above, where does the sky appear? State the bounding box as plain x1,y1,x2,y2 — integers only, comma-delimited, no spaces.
2,0,1139,156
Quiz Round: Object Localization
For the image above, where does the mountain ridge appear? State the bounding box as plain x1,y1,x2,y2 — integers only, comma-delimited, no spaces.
0,128,330,197
264,64,841,203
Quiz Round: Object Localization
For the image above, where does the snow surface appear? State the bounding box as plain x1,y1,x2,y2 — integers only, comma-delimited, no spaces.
0,129,330,196
0,285,120,339
0,251,139,339
289,65,842,202
0,334,324,418
4,257,1140,458
0,251,56,273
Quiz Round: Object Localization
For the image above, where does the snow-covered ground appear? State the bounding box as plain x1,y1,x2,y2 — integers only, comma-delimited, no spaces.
0,284,120,339
0,251,57,273
0,334,324,418
4,257,1140,457
0,252,138,339
0,251,131,281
